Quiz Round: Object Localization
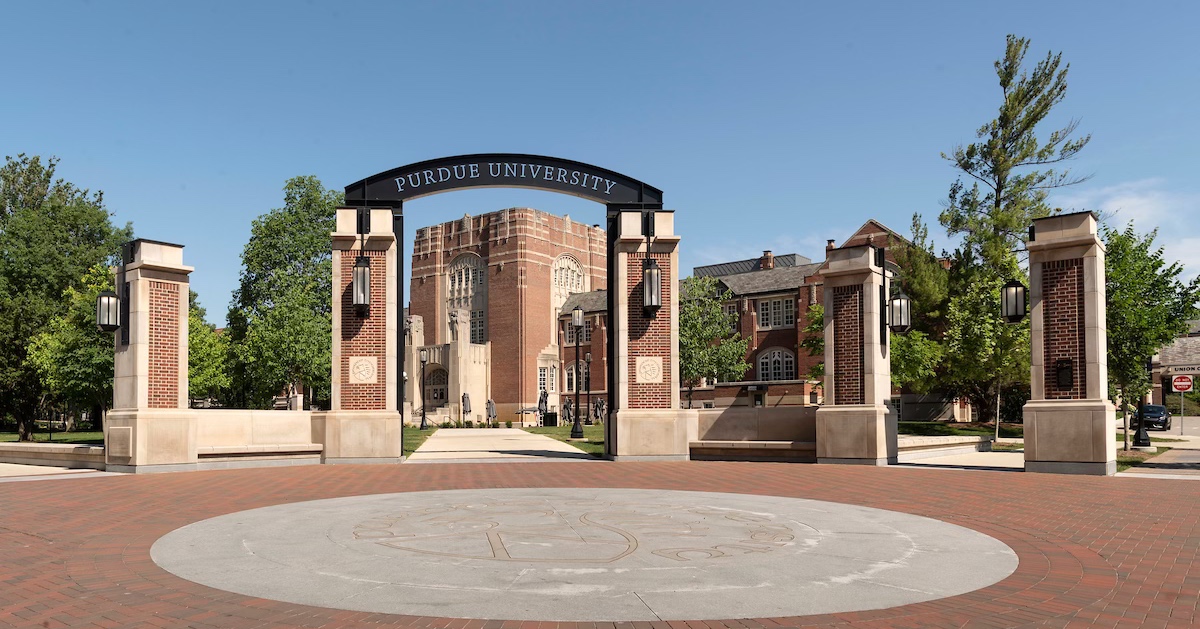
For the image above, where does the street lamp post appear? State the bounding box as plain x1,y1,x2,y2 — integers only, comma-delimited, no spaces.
571,306,584,439
419,348,428,430
584,351,592,425
996,279,1029,440
1134,358,1153,448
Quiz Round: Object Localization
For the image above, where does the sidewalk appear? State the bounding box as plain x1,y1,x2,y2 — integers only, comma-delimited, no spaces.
405,427,596,463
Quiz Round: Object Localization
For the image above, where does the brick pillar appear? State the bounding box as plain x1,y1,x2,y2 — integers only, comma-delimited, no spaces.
313,208,403,464
610,210,696,460
1023,212,1116,475
105,239,196,473
815,245,897,465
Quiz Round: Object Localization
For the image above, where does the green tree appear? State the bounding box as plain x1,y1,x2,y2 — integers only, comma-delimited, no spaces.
799,303,825,382
188,291,230,406
935,35,1088,424
26,263,116,428
679,275,750,408
892,214,949,336
1103,224,1200,449
890,330,944,393
225,176,338,408
940,34,1090,274
0,154,131,439
942,273,1030,425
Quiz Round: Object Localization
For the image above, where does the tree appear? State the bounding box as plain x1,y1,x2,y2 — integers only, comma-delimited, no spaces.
934,35,1089,424
890,330,944,393
0,154,131,439
188,291,230,406
1103,224,1200,449
225,176,338,408
678,275,750,408
26,263,117,429
940,34,1090,274
892,214,949,337
799,303,824,382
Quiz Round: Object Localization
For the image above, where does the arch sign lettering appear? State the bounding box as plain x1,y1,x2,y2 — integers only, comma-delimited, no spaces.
344,153,663,206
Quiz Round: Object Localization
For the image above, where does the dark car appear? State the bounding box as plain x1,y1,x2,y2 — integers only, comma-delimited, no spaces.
1138,404,1172,431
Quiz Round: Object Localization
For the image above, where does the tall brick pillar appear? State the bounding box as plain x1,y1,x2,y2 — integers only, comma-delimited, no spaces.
312,208,403,464
611,210,696,460
1023,212,1116,475
815,245,897,465
105,239,196,473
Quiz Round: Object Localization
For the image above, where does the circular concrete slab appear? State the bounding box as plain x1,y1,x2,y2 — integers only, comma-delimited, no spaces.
151,488,1017,621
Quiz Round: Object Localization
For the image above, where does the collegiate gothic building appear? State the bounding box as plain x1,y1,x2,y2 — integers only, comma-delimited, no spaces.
406,207,605,423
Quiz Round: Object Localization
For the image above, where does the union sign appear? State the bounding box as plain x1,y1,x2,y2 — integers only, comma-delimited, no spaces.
1171,375,1193,393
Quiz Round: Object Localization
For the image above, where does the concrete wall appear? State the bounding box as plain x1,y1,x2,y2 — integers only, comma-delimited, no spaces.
194,410,315,448
695,406,817,442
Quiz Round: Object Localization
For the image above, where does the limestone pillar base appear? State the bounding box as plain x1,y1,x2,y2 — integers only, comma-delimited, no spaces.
815,404,897,465
611,409,697,461
1023,399,1116,476
311,410,403,464
104,408,198,473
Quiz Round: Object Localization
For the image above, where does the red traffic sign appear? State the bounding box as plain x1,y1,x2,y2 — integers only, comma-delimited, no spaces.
1172,375,1194,393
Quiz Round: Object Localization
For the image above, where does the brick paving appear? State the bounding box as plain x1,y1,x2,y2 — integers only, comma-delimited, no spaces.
1,461,1198,628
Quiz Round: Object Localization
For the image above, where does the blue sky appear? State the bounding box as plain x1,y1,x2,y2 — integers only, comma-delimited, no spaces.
4,1,1197,325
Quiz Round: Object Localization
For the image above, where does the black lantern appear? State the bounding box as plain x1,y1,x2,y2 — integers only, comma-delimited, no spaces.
888,292,912,334
1001,279,1027,324
353,255,371,316
95,290,121,333
643,258,662,314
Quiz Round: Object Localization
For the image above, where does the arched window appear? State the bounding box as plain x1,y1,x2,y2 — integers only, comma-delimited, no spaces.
757,348,796,381
565,363,576,393
551,255,588,339
447,254,486,343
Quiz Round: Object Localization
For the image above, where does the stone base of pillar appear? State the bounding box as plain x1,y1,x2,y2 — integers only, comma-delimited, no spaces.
104,408,199,472
611,409,697,461
311,410,403,463
1023,399,1116,476
815,404,897,465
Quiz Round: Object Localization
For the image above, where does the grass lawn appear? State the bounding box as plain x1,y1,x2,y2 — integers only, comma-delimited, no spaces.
1117,446,1171,472
898,421,1024,438
523,424,606,457
402,427,438,457
0,430,105,445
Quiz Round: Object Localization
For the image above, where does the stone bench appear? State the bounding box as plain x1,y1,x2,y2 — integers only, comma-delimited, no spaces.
689,440,816,462
896,435,992,462
0,442,107,470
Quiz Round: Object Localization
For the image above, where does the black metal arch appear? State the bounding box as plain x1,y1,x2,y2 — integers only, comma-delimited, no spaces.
343,154,663,459
344,153,663,207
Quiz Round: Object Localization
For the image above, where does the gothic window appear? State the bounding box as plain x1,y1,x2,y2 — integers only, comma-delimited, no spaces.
551,256,588,339
565,363,576,393
757,348,796,381
564,319,592,345
447,254,486,342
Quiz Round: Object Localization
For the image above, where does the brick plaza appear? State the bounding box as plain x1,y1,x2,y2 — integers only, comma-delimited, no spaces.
2,461,1197,629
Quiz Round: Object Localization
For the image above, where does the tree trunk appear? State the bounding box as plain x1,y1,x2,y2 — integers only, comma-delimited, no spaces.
1121,384,1129,452
687,386,694,409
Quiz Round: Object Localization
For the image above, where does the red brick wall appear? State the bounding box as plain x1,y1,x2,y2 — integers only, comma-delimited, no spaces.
148,281,180,409
340,249,388,410
628,252,672,409
832,285,864,405
1041,258,1086,400
558,314,606,394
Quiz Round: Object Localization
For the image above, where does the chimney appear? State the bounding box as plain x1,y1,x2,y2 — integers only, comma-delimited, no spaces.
826,239,836,251
761,250,775,270
938,257,952,270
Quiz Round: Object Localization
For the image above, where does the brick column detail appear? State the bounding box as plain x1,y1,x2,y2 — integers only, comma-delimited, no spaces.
1041,258,1086,400
339,249,388,410
627,252,672,409
147,281,181,409
831,285,864,405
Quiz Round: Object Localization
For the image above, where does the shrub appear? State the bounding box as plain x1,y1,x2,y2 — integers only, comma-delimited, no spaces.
464,420,473,428
505,420,512,428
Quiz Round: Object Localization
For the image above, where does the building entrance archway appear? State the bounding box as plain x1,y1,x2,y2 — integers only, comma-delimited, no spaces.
424,368,448,410
339,153,689,459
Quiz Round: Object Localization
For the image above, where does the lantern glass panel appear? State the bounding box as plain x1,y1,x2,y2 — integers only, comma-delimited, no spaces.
95,290,121,332
643,260,662,310
353,257,371,307
572,305,584,329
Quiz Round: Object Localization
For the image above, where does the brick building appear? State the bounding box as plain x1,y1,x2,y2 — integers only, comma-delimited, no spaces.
407,207,606,422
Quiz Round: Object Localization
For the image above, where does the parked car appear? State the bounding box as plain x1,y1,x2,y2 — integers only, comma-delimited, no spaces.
1138,404,1172,431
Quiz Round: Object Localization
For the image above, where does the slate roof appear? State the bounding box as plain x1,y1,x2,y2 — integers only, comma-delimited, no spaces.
693,253,812,278
714,263,823,297
560,290,608,315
